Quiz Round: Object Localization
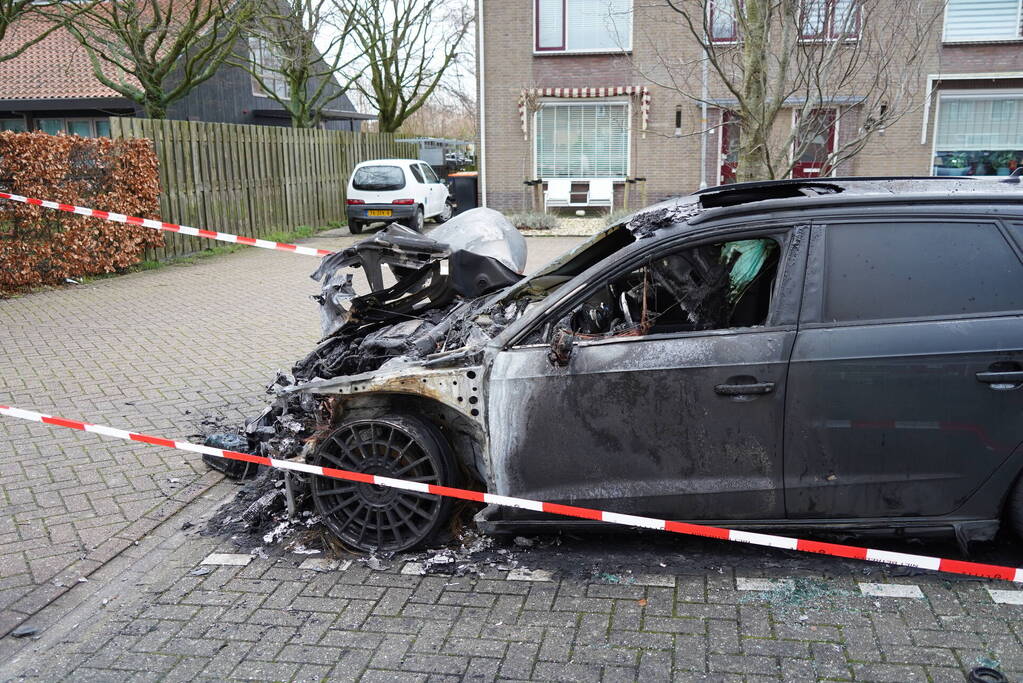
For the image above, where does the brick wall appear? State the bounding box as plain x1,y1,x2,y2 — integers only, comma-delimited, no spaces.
479,0,1019,211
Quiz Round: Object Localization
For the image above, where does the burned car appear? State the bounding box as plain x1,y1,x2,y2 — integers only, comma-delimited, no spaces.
236,179,1023,552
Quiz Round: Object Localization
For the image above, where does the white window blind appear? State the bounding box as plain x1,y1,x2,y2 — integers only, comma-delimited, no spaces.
536,103,629,178
537,0,564,48
535,0,631,51
943,0,1022,42
935,95,1023,150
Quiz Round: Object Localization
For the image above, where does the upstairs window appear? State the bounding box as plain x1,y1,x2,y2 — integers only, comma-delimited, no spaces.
943,0,1023,43
801,0,860,40
535,0,632,53
249,38,289,99
709,0,738,42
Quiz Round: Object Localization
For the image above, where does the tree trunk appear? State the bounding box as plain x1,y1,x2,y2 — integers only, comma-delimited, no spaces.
737,0,774,181
141,95,167,120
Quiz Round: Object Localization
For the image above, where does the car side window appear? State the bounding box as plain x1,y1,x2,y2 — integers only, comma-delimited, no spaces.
420,164,440,183
823,221,1023,323
546,237,781,341
408,164,424,184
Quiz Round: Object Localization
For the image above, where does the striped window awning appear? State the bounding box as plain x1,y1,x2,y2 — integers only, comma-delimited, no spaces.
519,86,651,140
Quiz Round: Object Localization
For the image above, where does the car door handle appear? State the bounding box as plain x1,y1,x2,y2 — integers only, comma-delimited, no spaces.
714,382,775,396
976,371,1023,384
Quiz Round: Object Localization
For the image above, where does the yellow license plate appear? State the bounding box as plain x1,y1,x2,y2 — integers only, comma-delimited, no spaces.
367,209,392,217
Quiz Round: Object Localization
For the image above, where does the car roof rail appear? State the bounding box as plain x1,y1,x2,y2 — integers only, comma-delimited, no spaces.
1002,168,1022,184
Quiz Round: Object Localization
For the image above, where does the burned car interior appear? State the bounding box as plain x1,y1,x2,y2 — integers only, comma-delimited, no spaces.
550,237,780,341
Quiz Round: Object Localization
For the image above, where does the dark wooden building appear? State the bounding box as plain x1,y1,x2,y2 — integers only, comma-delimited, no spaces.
0,20,371,136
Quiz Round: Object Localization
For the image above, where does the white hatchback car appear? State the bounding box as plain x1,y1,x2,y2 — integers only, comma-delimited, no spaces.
345,159,453,234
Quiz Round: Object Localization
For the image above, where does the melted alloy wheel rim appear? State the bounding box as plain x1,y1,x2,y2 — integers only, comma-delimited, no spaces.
312,422,443,551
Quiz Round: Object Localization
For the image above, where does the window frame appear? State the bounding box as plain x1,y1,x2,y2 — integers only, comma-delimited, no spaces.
803,218,1023,329
533,0,634,55
1,118,27,132
942,0,1023,44
248,37,290,100
929,89,1023,177
708,0,739,44
533,99,632,181
506,223,805,350
799,0,862,42
33,117,108,137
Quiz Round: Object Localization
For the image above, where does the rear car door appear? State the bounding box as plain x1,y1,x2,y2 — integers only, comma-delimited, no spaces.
487,225,808,521
785,218,1023,519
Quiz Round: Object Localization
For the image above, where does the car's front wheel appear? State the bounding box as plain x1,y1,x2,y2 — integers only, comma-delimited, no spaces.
435,200,454,223
310,414,456,552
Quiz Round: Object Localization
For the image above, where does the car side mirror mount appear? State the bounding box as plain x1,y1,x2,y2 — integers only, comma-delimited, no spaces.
548,329,577,367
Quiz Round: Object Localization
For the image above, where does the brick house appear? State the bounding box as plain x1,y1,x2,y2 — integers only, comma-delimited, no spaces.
0,18,370,136
476,0,1023,212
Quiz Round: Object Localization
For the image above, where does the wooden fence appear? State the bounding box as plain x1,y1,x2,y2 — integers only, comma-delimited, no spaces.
110,118,415,259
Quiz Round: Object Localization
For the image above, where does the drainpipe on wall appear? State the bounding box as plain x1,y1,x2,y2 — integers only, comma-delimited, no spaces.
699,44,709,190
477,0,488,207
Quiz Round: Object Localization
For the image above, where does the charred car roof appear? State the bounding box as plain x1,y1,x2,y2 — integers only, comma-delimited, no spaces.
619,176,1023,238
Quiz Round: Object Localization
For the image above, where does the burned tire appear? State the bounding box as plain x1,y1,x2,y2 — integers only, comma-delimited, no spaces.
311,414,456,552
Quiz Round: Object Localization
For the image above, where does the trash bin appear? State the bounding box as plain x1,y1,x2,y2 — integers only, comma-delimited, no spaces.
448,172,479,216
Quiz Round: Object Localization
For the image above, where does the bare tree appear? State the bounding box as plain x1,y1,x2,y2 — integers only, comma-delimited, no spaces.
236,0,362,128
344,0,473,133
634,0,944,181
57,0,253,119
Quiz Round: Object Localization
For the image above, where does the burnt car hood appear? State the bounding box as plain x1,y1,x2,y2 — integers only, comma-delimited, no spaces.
310,207,527,339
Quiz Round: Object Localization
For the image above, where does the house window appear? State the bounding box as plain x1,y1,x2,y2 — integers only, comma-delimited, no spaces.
535,0,632,53
249,37,289,99
943,0,1023,43
535,102,629,178
709,0,738,42
800,0,860,40
933,93,1023,176
1,119,26,132
34,118,110,137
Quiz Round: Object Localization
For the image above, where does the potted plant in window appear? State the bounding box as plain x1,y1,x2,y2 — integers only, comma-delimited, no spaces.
939,152,970,176
991,151,1015,176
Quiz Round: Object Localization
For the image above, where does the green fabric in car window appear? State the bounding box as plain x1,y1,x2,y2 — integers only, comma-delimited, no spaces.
721,239,775,301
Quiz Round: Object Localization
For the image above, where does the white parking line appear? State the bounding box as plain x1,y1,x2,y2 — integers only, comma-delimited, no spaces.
299,558,351,572
987,588,1023,605
736,577,794,591
200,553,252,567
858,582,924,599
507,567,554,582
633,574,676,588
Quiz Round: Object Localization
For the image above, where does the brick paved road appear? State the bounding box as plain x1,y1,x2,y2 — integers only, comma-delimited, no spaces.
4,228,1023,682
4,484,1023,682
0,229,582,639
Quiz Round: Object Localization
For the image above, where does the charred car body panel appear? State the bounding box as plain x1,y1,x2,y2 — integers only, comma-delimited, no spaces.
245,180,1023,550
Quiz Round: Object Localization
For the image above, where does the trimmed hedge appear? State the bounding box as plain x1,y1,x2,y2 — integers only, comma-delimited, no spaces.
0,131,162,293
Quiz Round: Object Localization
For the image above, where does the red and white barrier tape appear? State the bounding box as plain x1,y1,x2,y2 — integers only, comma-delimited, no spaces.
0,192,333,258
2,402,1020,584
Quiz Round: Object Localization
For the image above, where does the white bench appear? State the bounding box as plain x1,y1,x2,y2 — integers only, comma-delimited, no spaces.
544,178,615,212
